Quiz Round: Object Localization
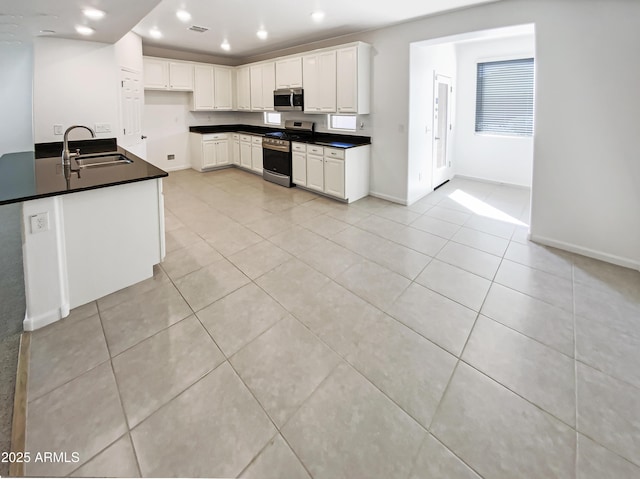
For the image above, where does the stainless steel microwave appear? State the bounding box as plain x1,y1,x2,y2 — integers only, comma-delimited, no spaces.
274,88,304,111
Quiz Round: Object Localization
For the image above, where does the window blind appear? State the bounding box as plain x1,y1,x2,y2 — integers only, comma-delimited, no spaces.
475,58,534,136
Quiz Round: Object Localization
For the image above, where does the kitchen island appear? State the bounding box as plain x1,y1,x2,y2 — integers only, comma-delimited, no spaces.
0,139,168,331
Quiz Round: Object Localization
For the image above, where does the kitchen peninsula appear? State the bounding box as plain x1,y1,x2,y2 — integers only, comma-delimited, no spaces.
0,138,167,331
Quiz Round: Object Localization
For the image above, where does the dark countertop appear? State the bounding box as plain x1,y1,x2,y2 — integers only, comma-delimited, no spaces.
0,138,168,206
189,124,371,149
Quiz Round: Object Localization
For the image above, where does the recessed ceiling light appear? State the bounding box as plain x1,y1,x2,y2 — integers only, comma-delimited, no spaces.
256,28,268,40
176,10,191,22
311,11,325,22
149,28,162,39
221,40,230,51
75,25,95,35
83,8,105,20
39,29,55,35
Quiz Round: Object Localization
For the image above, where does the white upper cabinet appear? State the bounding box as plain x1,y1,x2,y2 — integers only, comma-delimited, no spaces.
250,62,275,111
214,67,233,110
336,44,371,114
168,62,193,90
275,57,303,89
303,50,336,113
143,57,169,89
143,57,192,91
193,64,214,110
236,66,251,110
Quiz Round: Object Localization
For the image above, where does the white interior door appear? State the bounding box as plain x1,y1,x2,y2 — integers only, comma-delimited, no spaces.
432,74,453,189
120,68,147,159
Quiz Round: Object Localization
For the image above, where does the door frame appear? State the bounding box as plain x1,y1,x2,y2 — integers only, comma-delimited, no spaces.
432,73,453,189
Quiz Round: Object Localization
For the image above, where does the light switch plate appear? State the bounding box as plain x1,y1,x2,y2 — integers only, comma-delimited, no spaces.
54,124,63,135
30,212,49,234
94,123,111,133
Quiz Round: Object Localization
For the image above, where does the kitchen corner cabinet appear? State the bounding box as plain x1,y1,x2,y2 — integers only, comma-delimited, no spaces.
192,65,233,111
336,43,371,114
303,51,337,113
231,134,240,165
236,66,252,111
275,57,303,89
239,135,252,169
250,62,275,111
251,136,263,173
143,57,193,91
190,133,229,172
293,144,370,203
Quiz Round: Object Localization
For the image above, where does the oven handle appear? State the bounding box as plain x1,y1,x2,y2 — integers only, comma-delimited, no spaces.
262,142,290,153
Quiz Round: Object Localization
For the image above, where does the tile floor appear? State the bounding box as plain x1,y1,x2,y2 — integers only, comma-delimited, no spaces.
25,169,640,478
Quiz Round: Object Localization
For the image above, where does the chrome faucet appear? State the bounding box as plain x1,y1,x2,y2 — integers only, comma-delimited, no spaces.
62,125,95,166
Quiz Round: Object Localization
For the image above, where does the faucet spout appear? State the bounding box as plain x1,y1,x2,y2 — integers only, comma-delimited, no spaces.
62,125,96,166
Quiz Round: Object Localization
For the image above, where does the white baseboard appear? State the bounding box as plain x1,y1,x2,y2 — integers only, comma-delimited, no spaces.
23,305,67,332
529,234,640,272
368,191,407,205
163,164,191,172
454,174,531,190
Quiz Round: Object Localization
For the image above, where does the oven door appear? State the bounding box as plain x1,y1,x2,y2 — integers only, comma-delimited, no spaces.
262,144,292,176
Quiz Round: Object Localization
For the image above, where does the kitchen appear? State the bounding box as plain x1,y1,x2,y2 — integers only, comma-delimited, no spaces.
1,0,640,478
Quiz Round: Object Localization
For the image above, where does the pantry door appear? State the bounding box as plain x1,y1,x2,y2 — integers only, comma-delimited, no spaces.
120,68,146,158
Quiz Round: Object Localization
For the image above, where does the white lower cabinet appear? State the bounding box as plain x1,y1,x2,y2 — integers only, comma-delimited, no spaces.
251,136,263,173
232,134,240,165
190,133,229,171
239,135,252,169
292,143,370,202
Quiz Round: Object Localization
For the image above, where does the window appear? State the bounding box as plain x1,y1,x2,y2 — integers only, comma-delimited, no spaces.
328,114,357,131
264,112,281,126
475,57,534,136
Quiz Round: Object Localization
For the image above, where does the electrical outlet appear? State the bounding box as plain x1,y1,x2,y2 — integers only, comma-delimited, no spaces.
167,154,175,160
54,124,63,135
94,123,111,133
30,212,49,234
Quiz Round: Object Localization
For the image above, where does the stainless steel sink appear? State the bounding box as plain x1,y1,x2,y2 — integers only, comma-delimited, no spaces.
75,152,133,168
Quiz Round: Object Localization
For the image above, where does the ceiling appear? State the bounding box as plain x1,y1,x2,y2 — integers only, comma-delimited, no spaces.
2,0,501,58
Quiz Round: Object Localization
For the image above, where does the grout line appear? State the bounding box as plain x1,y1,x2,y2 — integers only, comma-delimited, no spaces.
9,332,30,478
572,260,579,479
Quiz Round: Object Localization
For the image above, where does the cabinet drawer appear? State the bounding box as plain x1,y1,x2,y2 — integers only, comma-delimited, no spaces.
202,133,227,141
232,133,239,140
292,142,307,152
324,147,345,160
307,145,324,155
251,136,263,144
240,134,252,142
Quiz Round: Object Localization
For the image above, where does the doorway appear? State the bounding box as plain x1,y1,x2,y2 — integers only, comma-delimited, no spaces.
119,68,146,158
432,74,453,189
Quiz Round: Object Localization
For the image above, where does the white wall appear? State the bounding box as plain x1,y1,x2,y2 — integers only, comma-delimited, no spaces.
115,32,144,73
33,38,119,143
408,42,456,204
453,34,535,186
0,44,33,154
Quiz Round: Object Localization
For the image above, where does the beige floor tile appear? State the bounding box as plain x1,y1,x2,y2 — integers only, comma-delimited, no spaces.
246,215,294,238
112,316,224,427
70,434,140,478
495,259,573,312
411,215,461,239
299,240,363,279
573,254,640,299
577,434,640,479
299,214,350,238
198,283,289,357
297,281,388,357
385,225,448,257
504,241,574,279
101,282,192,356
29,301,98,340
231,316,341,427
463,316,576,425
240,434,311,479
335,259,411,310
430,363,575,479
356,214,406,238
131,363,276,478
255,258,331,317
416,259,491,311
436,241,502,280
161,239,224,280
201,221,263,256
26,362,128,477
574,282,640,335
464,214,517,239
165,226,202,253
29,314,109,401
576,363,640,465
374,204,421,225
424,205,471,226
97,264,170,312
408,434,480,479
227,240,293,279
325,206,371,224
481,283,574,356
269,225,329,256
174,258,250,312
386,282,477,356
282,363,424,479
451,226,510,256
347,315,457,427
